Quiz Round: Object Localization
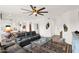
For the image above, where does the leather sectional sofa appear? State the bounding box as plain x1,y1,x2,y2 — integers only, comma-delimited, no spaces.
15,31,41,47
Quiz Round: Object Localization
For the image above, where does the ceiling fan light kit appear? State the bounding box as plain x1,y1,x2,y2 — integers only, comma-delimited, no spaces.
21,5,48,16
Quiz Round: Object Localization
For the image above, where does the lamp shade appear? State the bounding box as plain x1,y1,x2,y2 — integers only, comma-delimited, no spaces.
5,27,12,32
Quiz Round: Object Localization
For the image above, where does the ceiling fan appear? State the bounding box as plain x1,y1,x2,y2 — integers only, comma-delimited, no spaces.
21,5,48,16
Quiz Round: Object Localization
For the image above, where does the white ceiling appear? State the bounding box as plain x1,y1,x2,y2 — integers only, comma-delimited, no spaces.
0,5,79,18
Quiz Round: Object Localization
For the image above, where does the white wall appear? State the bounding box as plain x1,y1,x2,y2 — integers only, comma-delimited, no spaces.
54,9,79,44
0,12,55,39
38,18,55,37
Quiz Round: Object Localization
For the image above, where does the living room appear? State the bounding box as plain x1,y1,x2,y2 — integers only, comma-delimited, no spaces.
0,5,79,53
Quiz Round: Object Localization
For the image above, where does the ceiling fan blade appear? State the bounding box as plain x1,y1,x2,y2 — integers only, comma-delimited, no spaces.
29,13,33,16
22,11,32,14
38,13,44,16
21,8,31,12
30,5,34,10
38,11,48,13
38,7,45,11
